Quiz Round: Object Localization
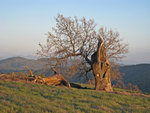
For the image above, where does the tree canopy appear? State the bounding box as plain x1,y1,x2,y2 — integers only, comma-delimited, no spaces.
37,14,128,82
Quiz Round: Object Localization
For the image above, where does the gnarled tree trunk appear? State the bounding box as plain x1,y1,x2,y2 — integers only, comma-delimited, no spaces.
91,38,113,92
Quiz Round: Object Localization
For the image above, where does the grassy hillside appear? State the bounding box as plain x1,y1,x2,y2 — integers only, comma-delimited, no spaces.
0,81,150,113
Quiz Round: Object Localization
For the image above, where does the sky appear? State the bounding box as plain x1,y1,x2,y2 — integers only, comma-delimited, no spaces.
0,0,150,64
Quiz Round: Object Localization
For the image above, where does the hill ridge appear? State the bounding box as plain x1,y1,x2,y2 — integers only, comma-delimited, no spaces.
0,57,150,93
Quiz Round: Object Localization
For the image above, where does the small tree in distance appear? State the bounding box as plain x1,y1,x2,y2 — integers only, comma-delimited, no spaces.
37,14,128,90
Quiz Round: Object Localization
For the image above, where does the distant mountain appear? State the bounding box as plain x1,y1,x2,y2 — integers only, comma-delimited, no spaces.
0,57,44,73
120,64,150,93
0,57,150,92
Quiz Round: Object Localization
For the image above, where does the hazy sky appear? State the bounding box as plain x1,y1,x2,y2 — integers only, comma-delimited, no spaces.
0,0,150,64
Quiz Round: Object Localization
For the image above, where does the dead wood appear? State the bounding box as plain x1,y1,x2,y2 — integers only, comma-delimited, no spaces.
92,38,113,92
0,67,71,88
25,66,71,87
34,74,71,88
0,74,6,78
0,74,11,80
11,72,15,80
25,66,34,77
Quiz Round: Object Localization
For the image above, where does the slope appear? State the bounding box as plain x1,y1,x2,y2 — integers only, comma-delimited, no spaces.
0,80,150,113
120,64,150,93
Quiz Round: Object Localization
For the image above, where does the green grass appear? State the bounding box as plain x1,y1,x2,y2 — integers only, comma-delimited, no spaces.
0,81,150,113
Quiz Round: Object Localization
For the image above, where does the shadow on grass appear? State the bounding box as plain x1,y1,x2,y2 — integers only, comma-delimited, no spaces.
70,83,93,90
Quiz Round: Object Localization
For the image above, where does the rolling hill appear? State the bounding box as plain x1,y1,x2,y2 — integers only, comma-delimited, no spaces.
120,64,150,93
0,57,150,93
0,57,44,73
0,80,150,113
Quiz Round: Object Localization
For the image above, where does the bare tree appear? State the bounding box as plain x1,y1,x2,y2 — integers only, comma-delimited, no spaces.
37,14,128,90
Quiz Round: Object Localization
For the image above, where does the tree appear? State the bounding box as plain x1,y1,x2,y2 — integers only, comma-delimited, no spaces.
91,38,113,91
37,14,128,91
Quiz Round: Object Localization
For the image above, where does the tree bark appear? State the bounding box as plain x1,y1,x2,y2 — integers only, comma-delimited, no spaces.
91,38,113,92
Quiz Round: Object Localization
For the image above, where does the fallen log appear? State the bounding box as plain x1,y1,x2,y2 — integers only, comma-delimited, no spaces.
25,66,34,77
0,73,11,80
25,66,71,87
34,74,71,88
